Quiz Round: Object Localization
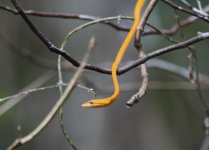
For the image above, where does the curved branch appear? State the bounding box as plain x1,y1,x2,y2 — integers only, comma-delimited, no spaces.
6,36,92,150
2,2,209,37
9,0,209,76
0,4,131,32
163,0,209,23
119,32,209,74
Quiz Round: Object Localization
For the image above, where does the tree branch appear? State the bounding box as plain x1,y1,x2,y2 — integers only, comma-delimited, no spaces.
9,0,209,75
119,32,209,74
163,0,209,23
6,36,92,150
0,4,131,32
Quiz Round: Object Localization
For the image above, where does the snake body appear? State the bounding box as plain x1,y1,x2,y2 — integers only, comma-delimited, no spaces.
82,0,145,108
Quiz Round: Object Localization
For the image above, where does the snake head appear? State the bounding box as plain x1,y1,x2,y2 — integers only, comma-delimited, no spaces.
82,99,111,108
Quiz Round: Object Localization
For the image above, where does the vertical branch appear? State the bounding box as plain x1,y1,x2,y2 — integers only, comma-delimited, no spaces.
135,0,159,42
126,43,148,107
59,36,95,150
173,8,195,83
126,0,158,107
173,6,209,109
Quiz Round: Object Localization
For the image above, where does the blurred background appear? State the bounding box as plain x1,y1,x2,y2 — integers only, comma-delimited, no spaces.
0,0,209,150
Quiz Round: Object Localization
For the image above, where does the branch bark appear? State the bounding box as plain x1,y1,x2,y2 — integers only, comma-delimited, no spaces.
9,0,209,76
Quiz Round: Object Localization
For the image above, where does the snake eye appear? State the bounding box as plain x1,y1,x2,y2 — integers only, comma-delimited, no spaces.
89,101,94,104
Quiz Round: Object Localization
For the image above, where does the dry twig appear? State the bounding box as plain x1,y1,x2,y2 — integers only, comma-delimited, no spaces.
7,34,92,150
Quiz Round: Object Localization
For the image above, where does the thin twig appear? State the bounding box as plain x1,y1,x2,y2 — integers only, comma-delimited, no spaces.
179,0,208,17
194,54,209,109
173,8,208,109
6,36,92,150
147,58,209,85
0,71,55,117
120,32,209,74
143,4,209,36
59,36,95,150
137,3,209,36
2,27,209,84
0,82,96,107
2,3,209,37
0,4,130,32
0,83,57,103
81,58,209,93
9,0,85,70
9,0,122,74
126,0,158,107
8,0,209,75
136,0,159,41
196,0,203,12
145,23,177,43
172,8,195,83
163,0,209,23
126,46,149,107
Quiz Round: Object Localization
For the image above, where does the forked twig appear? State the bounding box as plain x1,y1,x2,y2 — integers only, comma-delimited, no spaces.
7,35,92,150
9,0,209,75
59,36,96,150
126,0,158,106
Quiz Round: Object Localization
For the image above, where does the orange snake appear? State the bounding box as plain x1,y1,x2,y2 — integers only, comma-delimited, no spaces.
82,0,145,108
